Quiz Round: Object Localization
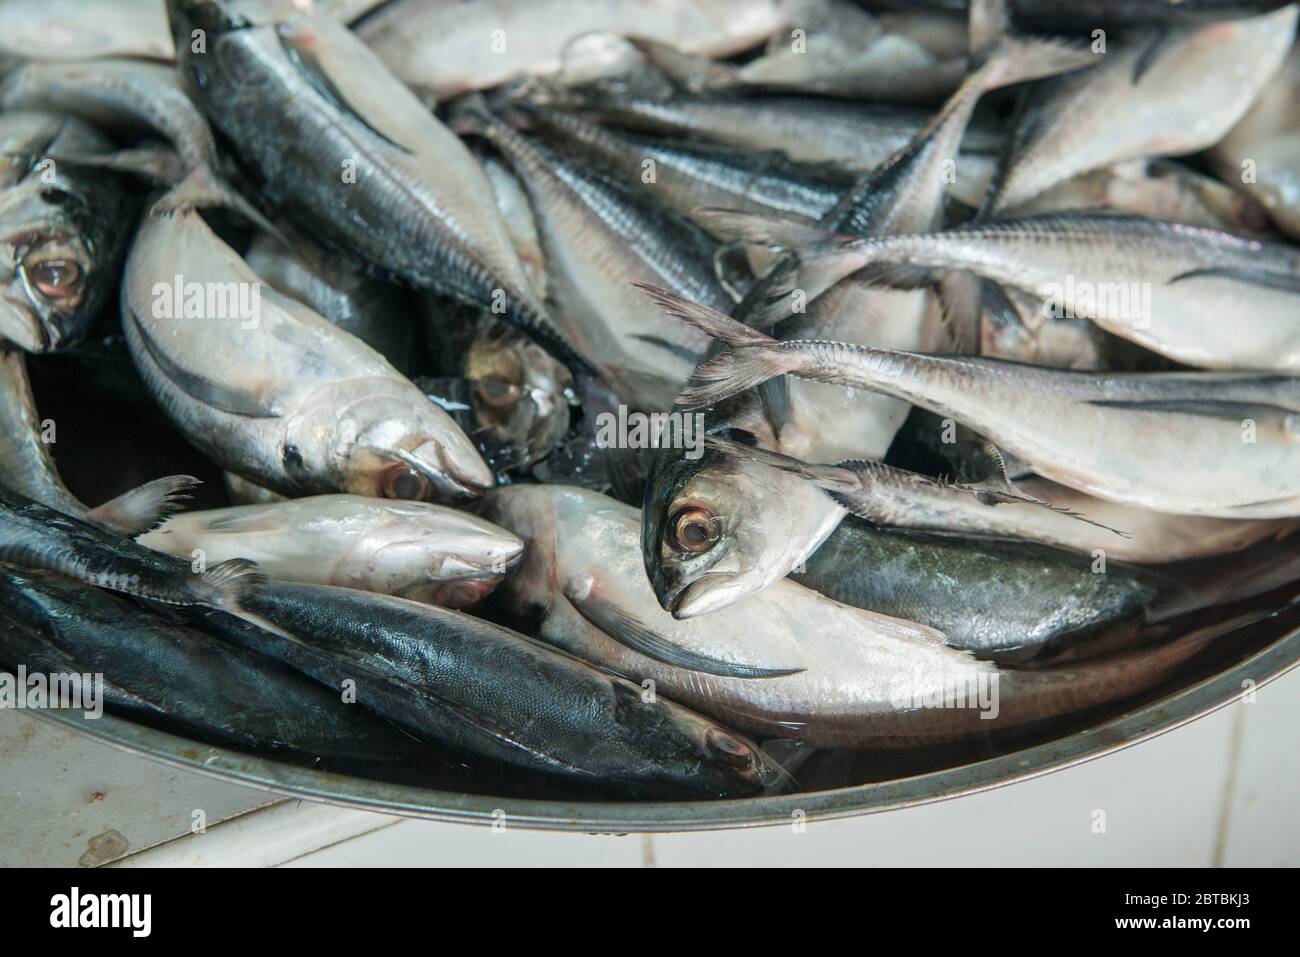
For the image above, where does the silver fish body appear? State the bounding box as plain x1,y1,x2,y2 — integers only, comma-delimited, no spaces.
121,203,493,501
484,484,1220,747
140,495,524,607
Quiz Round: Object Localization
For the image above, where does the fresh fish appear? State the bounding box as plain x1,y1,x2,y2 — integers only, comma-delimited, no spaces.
0,0,173,63
648,1,970,104
712,212,1300,372
244,228,417,375
792,516,1205,664
0,566,424,763
706,434,1298,563
168,2,575,364
641,433,845,617
194,580,779,798
513,104,854,229
654,285,1300,518
0,349,200,535
355,0,791,102
561,94,1001,198
421,317,575,473
0,57,270,229
140,494,524,607
1022,159,1275,235
635,35,1091,617
483,483,1223,746
477,151,549,300
0,113,137,354
986,6,1298,213
0,485,262,610
453,100,725,410
1210,42,1300,240
121,198,494,501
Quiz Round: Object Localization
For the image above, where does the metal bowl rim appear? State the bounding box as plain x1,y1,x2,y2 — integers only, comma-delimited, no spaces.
27,624,1299,833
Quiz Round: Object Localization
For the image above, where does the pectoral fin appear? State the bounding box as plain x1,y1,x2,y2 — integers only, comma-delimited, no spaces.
563,577,803,679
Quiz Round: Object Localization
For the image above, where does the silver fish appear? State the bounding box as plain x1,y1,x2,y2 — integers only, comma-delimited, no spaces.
1210,41,1300,240
987,6,1298,213
0,113,137,354
715,212,1300,372
705,434,1299,563
652,285,1300,518
483,483,1225,747
356,0,790,102
0,0,173,63
140,495,524,607
453,100,725,410
121,198,494,501
168,2,575,364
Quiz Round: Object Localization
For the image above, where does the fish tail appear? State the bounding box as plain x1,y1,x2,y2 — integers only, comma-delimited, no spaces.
90,475,202,537
633,283,799,407
975,33,1097,92
196,558,267,611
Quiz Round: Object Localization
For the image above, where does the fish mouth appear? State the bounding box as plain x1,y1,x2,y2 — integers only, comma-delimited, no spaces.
397,441,495,500
665,572,745,620
0,295,50,353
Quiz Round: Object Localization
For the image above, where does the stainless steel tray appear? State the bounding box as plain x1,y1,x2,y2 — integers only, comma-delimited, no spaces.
28,625,1299,833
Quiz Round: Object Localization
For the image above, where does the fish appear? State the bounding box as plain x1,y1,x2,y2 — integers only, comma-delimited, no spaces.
482,483,1224,746
0,566,427,764
355,0,791,103
649,284,1300,519
708,212,1300,372
636,34,1092,617
0,0,174,63
0,485,262,610
120,195,494,501
705,433,1298,564
1210,42,1300,240
1021,159,1276,235
986,6,1299,213
0,349,200,535
243,227,418,375
559,93,1002,202
508,103,855,230
167,1,579,366
0,112,138,354
417,315,576,474
452,99,726,410
192,579,780,798
0,57,273,231
477,150,549,300
139,494,525,607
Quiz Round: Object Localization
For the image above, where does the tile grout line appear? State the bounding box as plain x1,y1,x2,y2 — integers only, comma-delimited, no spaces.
1211,701,1246,868
640,833,656,868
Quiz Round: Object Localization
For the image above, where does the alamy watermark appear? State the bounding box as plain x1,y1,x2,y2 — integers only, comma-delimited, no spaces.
1042,276,1152,330
152,275,261,329
594,406,705,460
0,666,103,719
888,670,1000,719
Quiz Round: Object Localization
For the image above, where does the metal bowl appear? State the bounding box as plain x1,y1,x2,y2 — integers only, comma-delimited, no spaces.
30,622,1299,833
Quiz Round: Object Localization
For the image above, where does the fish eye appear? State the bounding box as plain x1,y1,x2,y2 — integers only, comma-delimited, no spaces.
23,259,83,299
667,505,720,554
379,463,431,501
705,728,754,768
476,377,521,410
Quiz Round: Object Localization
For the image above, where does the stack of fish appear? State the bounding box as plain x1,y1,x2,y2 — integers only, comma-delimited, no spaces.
1,0,1298,800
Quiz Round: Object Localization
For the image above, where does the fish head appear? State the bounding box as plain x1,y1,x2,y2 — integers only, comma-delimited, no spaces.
361,504,525,608
289,381,495,502
0,216,99,354
464,319,575,468
631,687,785,796
642,440,789,619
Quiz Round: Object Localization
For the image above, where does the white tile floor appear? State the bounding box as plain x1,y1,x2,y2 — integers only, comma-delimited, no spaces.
252,664,1298,868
